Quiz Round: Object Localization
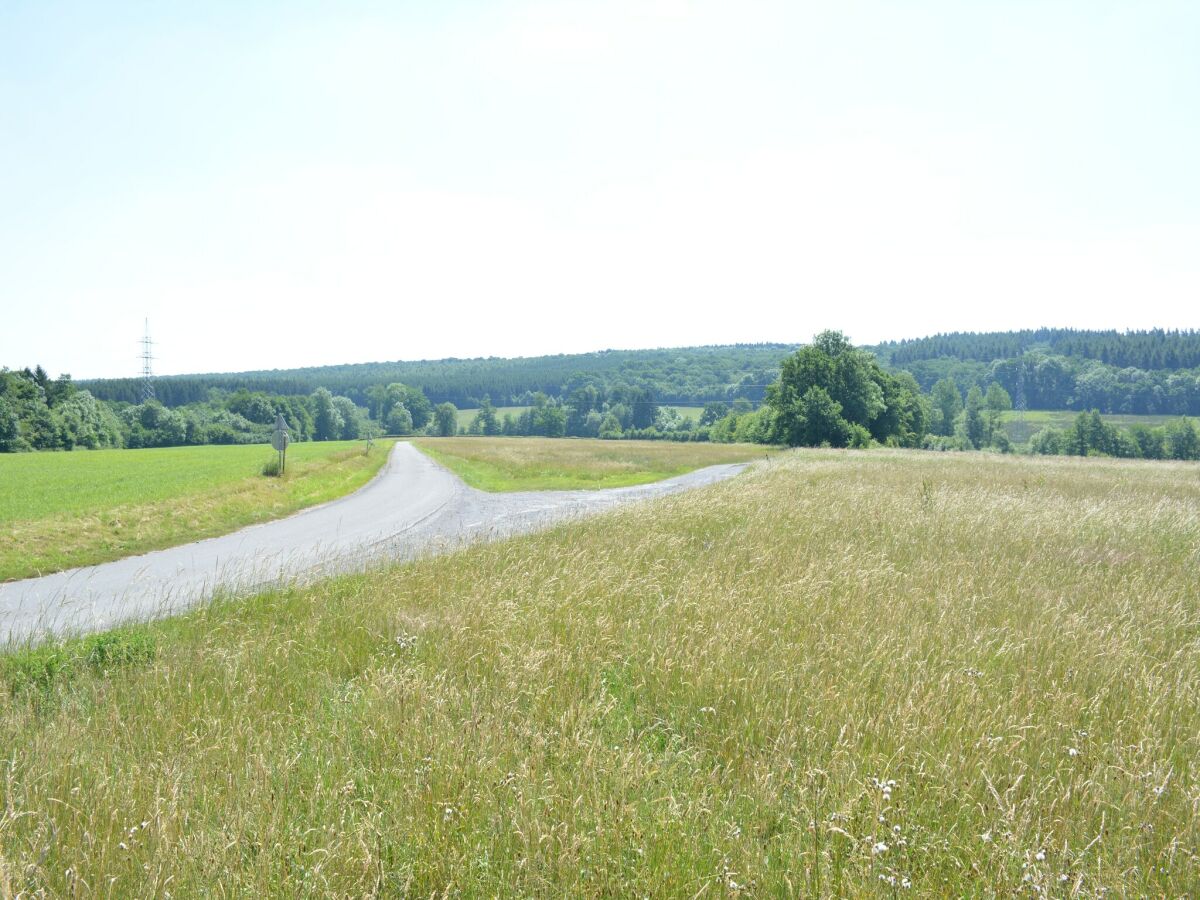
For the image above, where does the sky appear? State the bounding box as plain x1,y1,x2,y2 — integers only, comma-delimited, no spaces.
2,1,1198,379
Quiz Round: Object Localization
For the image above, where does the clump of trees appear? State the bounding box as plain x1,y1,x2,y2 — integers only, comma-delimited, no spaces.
762,331,927,448
923,377,1014,452
1029,412,1199,460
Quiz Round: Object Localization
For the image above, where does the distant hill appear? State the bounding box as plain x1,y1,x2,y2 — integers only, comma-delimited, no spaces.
81,345,799,408
872,328,1200,415
874,328,1200,370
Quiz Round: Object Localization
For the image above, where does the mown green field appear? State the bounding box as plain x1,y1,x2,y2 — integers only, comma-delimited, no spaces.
2,449,1197,895
413,437,771,491
0,440,394,581
1002,409,1184,444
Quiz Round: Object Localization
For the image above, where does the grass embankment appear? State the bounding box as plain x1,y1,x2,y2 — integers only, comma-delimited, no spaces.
413,436,771,491
2,450,1198,894
0,440,394,581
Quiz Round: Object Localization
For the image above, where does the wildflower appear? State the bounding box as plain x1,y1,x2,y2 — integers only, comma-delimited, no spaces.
981,831,992,843
1035,850,1046,861
1067,747,1079,758
901,876,912,889
893,825,901,834
872,841,889,855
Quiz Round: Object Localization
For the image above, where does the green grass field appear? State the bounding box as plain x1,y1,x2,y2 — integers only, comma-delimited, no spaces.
413,437,772,491
453,406,530,429
1002,409,1186,444
2,449,1197,894
0,440,394,581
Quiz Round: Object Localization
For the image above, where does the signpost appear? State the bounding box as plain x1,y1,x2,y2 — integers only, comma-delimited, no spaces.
271,414,290,475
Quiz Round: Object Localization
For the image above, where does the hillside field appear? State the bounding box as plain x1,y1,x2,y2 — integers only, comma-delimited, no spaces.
1,449,1197,894
0,440,393,581
1001,410,1185,444
413,437,771,491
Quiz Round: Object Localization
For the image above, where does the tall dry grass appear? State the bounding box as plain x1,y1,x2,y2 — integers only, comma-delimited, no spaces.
1,449,1198,895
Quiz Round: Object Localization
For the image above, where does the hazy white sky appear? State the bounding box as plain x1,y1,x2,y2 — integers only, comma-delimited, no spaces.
2,0,1198,378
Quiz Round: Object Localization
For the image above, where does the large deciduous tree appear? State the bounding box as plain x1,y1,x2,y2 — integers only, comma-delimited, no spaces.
767,331,926,448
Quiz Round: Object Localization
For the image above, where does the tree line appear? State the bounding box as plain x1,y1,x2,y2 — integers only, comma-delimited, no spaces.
79,345,795,409
6,330,1199,460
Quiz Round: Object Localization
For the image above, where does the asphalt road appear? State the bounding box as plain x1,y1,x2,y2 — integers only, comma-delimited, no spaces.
0,442,746,644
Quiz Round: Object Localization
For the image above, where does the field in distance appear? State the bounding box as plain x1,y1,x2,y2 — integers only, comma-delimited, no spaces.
453,405,705,429
0,440,394,582
1001,409,1186,444
412,436,771,491
1,449,1196,894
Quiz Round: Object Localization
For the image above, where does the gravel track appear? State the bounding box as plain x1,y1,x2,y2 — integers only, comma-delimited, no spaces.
0,442,746,644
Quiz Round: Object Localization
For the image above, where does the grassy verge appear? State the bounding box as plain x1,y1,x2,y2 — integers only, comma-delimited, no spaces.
0,440,394,581
412,436,773,491
1,449,1197,894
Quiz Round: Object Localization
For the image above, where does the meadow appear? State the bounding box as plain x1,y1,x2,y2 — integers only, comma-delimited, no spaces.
1001,409,1184,444
0,440,393,581
413,436,771,491
2,449,1198,894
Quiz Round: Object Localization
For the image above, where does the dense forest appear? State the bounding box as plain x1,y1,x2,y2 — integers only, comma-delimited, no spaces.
80,345,795,409
876,328,1200,370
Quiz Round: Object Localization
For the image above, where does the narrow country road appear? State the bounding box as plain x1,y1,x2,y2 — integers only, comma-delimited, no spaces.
0,443,746,644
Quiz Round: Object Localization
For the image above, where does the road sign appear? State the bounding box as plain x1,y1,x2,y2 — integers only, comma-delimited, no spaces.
271,414,290,473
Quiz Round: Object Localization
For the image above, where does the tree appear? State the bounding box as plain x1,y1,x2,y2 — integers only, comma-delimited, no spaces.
385,403,413,435
598,412,623,439
963,385,986,449
1166,418,1199,460
699,401,730,427
332,396,365,439
983,382,1012,446
471,396,502,436
798,387,850,447
433,403,458,436
930,378,962,437
0,396,21,451
311,388,344,441
767,331,923,448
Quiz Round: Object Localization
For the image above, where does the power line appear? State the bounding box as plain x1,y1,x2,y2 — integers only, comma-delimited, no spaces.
139,318,156,402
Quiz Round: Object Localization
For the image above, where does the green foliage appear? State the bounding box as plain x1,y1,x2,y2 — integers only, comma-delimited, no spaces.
929,377,962,436
963,385,986,449
385,403,414,435
311,388,343,441
432,402,458,437
766,331,925,448
469,396,502,436
2,628,157,699
1027,411,1200,460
